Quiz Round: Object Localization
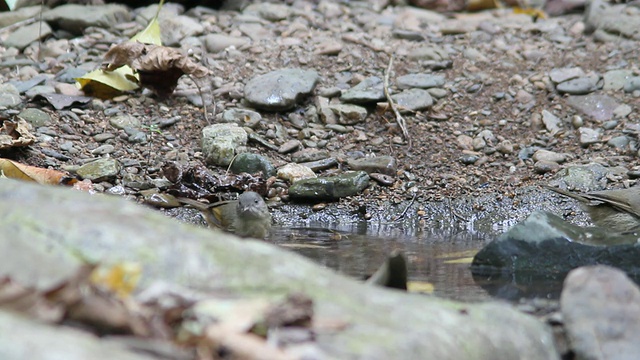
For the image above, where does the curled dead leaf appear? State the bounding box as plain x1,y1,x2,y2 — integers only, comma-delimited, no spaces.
103,42,211,97
0,158,81,187
0,119,36,149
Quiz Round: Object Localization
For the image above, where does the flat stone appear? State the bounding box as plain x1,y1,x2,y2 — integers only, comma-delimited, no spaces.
602,70,634,91
4,22,52,50
18,108,51,127
549,67,585,84
244,69,319,111
566,94,620,122
229,152,275,177
204,34,250,53
556,77,598,95
396,74,446,89
277,163,316,184
390,88,433,112
288,171,370,201
346,155,397,176
76,158,121,182
329,104,368,125
109,115,140,130
340,76,385,104
43,4,131,34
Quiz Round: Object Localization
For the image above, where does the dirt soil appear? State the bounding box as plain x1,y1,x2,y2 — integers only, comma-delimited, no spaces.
2,1,639,236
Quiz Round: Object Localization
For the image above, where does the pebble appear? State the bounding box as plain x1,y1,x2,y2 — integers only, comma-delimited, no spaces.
243,68,319,111
3,22,53,50
459,154,479,165
229,152,275,177
110,114,140,130
578,127,600,147
222,108,262,127
623,77,640,93
18,108,51,127
369,173,395,186
532,149,567,163
42,4,131,34
329,104,368,125
76,158,121,182
91,144,115,155
277,163,316,184
602,70,633,91
346,155,397,176
298,158,338,172
390,89,433,112
201,123,248,166
340,76,385,104
396,74,445,89
533,160,561,174
556,77,598,95
607,136,629,149
278,139,301,154
549,67,585,84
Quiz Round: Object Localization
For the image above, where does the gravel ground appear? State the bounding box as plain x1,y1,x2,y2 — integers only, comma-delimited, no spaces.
1,0,639,235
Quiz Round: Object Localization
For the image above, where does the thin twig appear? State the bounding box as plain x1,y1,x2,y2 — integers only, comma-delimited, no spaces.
383,55,411,148
187,74,210,124
392,193,417,222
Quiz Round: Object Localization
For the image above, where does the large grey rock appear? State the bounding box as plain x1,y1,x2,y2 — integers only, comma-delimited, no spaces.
43,4,131,34
0,179,559,359
561,266,640,360
4,21,52,50
244,69,319,111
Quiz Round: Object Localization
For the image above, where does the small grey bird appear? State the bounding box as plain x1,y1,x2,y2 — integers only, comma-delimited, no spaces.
179,191,272,239
544,185,640,233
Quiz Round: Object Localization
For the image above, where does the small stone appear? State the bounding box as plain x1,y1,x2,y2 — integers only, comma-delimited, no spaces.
329,104,368,125
390,89,433,112
396,74,445,89
369,172,395,186
277,163,316,183
278,139,301,154
340,76,385,104
556,77,597,95
346,155,397,176
229,152,275,177
202,123,248,166
549,67,585,84
244,68,319,111
110,114,140,130
533,160,560,174
607,136,629,149
18,108,51,127
288,171,370,201
291,148,330,163
460,154,479,165
532,149,567,163
76,158,121,182
91,144,115,155
579,127,600,147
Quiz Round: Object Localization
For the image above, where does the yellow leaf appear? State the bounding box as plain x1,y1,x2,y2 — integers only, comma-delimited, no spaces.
90,262,142,298
443,257,474,264
76,67,139,99
131,17,162,45
407,281,434,294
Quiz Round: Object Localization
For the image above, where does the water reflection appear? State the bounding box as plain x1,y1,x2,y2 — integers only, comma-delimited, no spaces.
269,222,493,302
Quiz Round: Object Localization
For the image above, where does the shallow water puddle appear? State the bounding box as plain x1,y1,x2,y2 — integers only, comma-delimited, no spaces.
269,224,493,302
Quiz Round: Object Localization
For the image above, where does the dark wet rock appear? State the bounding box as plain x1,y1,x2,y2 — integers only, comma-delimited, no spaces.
471,211,640,300
291,149,330,163
556,77,598,95
561,266,640,360
299,158,338,172
566,94,620,122
202,123,248,166
76,158,121,182
277,163,316,183
18,108,51,127
229,152,275,177
4,22,52,50
329,104,368,125
43,4,131,34
390,89,433,112
289,171,370,201
396,74,445,89
346,156,397,176
340,76,385,104
243,69,319,111
460,154,479,165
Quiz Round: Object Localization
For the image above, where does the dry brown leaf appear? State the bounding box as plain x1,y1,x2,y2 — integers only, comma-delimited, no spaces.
102,42,211,97
0,158,77,185
0,119,36,150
